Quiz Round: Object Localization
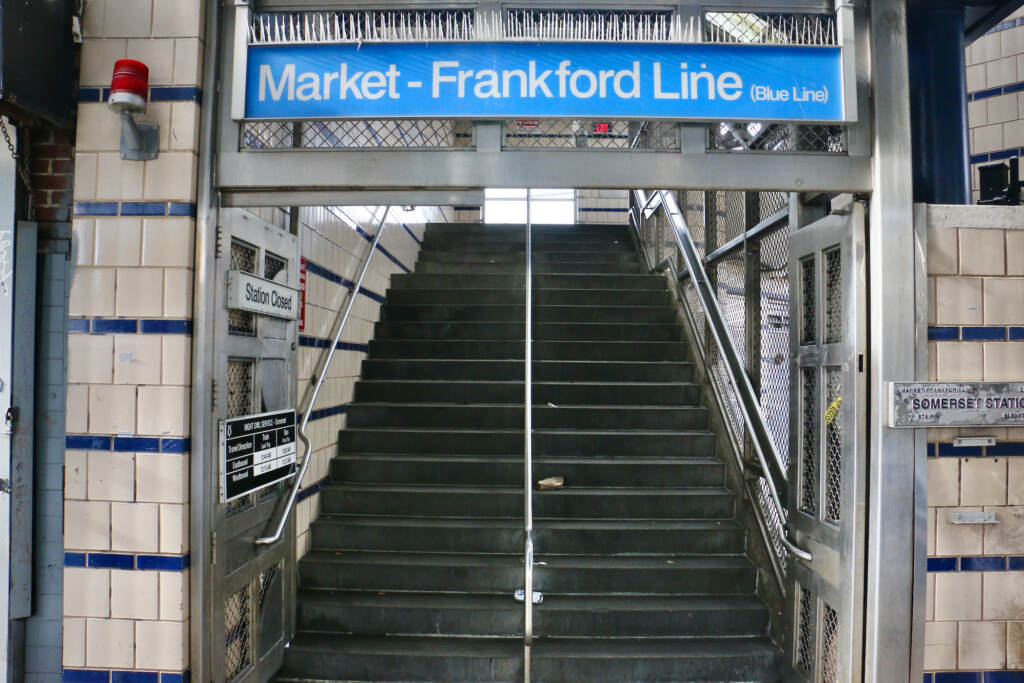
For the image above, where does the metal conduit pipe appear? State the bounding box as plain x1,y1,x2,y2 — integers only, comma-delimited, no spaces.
255,208,391,546
634,189,812,563
189,0,222,679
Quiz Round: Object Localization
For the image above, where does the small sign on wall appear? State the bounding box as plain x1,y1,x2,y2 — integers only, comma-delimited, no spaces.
220,409,298,502
299,257,307,331
889,382,1024,427
227,269,300,320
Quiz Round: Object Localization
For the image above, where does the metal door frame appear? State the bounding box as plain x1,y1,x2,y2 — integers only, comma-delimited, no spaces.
190,0,927,681
208,208,300,683
784,200,866,682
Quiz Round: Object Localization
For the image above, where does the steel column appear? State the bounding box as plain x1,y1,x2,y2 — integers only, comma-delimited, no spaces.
907,3,970,204
863,0,925,680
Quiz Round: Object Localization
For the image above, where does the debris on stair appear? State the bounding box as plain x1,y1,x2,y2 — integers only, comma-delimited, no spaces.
538,476,564,490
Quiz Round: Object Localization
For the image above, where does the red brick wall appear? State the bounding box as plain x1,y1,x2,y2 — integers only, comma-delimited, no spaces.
29,127,75,222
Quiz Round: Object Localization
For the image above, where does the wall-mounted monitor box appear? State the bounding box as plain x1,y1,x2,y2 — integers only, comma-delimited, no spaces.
0,0,76,126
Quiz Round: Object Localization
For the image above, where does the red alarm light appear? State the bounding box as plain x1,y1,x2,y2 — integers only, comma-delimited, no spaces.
108,59,149,114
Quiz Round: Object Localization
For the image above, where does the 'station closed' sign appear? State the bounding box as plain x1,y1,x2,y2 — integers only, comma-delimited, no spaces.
243,42,844,122
227,270,299,320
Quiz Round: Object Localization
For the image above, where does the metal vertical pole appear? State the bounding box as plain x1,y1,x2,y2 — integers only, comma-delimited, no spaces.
190,2,222,680
523,189,533,683
743,192,762,468
864,0,923,680
0,120,15,679
704,191,718,357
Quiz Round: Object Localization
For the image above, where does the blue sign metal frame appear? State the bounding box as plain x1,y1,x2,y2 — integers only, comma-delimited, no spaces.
244,42,844,122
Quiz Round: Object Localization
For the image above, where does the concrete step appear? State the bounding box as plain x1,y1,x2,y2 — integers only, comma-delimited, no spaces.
329,454,724,487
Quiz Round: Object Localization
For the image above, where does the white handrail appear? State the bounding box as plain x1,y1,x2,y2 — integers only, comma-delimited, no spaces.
255,207,391,546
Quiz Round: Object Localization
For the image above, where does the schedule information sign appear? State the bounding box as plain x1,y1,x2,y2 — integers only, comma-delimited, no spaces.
220,409,298,502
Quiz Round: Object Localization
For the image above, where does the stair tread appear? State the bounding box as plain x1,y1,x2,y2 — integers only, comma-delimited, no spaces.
284,633,522,656
314,515,741,530
323,484,731,495
302,550,753,568
298,589,767,612
531,636,779,656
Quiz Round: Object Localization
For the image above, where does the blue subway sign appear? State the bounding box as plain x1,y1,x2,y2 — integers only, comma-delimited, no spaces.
244,42,844,122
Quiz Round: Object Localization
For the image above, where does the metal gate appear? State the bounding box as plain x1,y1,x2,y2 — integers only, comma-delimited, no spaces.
784,199,867,682
210,208,299,683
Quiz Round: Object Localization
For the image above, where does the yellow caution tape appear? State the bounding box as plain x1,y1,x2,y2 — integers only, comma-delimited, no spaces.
825,396,842,424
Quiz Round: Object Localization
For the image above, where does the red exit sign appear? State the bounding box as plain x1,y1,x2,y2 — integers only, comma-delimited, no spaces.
593,122,611,134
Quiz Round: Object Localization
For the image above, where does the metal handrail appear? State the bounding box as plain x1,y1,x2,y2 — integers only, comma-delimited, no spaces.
255,207,391,545
522,191,535,682
635,189,811,563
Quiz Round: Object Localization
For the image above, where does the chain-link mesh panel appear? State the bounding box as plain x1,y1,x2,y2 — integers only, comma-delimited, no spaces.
760,226,790,458
503,120,680,151
800,256,816,344
225,584,252,681
722,191,746,244
800,367,818,516
680,277,706,354
759,191,789,221
713,257,746,367
683,191,706,256
225,357,257,516
265,251,287,281
824,367,843,522
708,122,847,153
243,121,294,150
227,360,254,419
243,120,472,150
704,11,837,45
797,583,816,676
754,477,788,571
824,247,842,343
821,602,839,682
230,241,258,335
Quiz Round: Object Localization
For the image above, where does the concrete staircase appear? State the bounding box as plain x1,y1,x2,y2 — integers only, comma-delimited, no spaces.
275,223,781,682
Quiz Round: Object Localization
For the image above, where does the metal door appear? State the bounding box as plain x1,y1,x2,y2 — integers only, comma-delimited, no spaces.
784,200,866,682
210,208,299,683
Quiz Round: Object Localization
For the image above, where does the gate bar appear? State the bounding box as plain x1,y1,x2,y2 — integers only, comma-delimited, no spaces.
255,208,391,546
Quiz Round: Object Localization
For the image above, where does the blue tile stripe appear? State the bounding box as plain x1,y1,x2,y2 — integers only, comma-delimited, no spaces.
925,673,1024,683
453,206,480,211
969,79,1024,103
66,435,190,453
67,318,192,335
298,335,369,354
78,85,202,104
63,552,189,571
296,476,329,503
928,326,1024,341
63,670,190,682
578,207,630,212
351,225,412,274
401,223,422,246
74,201,197,218
308,403,348,421
927,555,1024,572
303,259,386,303
929,441,1024,457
